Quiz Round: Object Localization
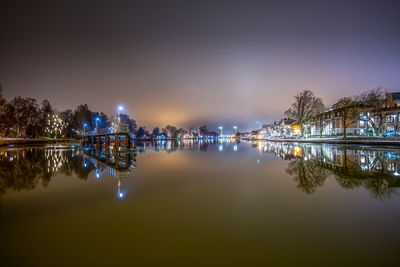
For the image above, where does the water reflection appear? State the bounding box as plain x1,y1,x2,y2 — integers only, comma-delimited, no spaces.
135,138,238,153
83,149,136,199
254,141,400,199
0,146,138,200
0,147,87,195
1,140,399,201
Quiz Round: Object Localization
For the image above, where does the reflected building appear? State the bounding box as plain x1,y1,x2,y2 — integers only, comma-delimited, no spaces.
253,141,400,198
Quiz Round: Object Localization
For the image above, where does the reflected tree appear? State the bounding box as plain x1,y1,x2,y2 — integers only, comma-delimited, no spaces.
285,158,329,194
0,148,94,196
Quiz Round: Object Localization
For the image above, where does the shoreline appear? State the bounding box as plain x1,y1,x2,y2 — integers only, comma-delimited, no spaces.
243,137,400,146
0,138,73,147
4,137,400,147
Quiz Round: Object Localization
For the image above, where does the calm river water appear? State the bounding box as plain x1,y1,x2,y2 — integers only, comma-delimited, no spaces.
1,140,400,266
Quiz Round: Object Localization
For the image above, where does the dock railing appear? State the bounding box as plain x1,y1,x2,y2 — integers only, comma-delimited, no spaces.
86,124,130,136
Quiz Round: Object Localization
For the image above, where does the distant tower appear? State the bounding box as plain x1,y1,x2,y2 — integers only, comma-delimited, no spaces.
233,126,238,136
218,126,223,136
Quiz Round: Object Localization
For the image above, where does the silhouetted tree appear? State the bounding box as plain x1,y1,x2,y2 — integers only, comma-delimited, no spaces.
37,99,53,135
118,113,137,132
61,109,75,137
152,127,160,137
136,127,146,138
10,97,40,137
0,103,16,137
74,104,93,131
199,125,208,135
285,90,324,136
164,125,178,138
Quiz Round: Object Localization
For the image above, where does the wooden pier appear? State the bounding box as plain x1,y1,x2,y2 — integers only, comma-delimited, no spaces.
82,125,135,150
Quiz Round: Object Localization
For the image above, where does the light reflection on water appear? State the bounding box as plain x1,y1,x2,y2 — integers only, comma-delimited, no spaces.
1,140,400,266
253,141,400,199
1,140,400,200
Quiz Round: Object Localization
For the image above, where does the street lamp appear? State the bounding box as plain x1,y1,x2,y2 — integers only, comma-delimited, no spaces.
83,123,88,136
95,117,101,133
117,105,124,122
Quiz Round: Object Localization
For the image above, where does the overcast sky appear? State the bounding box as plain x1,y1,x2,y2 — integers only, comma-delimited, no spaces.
1,0,400,131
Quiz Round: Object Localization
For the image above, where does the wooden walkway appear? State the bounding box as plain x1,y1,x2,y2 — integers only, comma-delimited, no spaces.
83,125,135,150
83,132,135,150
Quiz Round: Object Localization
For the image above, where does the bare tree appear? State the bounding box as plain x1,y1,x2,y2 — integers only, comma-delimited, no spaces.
356,87,389,136
285,90,324,136
312,98,325,138
332,97,359,138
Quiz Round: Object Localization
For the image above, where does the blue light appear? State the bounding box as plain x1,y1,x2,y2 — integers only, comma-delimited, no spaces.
96,172,100,178
83,123,88,127
118,192,125,198
257,159,260,164
118,105,124,111
96,117,100,121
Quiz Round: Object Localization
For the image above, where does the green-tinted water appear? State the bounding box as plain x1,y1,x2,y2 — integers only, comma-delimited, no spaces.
1,141,400,266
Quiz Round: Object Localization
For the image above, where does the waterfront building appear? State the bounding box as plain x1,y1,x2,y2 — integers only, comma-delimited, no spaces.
302,92,400,137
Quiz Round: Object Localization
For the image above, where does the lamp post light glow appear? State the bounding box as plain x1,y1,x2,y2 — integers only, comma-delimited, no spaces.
83,123,88,136
117,105,124,124
95,117,100,133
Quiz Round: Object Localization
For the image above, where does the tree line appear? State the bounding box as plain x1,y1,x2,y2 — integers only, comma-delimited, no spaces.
0,84,137,138
146,124,218,139
0,84,217,139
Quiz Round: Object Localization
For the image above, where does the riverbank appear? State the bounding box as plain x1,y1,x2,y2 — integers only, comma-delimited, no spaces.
0,138,74,147
245,137,400,146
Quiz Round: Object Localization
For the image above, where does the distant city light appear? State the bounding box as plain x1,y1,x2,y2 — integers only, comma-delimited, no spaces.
118,192,125,198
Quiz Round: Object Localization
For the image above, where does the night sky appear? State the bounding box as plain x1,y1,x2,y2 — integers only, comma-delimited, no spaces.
1,0,400,131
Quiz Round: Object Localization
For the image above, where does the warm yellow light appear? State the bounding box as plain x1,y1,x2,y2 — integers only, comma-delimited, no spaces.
292,125,301,135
